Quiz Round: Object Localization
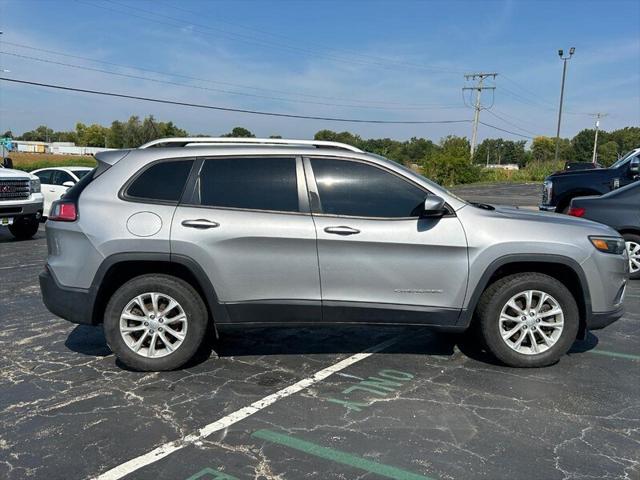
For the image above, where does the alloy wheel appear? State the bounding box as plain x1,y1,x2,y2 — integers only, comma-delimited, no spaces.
498,290,564,355
119,292,188,358
626,241,640,274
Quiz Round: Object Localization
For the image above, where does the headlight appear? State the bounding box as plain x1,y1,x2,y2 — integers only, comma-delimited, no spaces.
30,177,41,193
589,236,626,254
542,180,553,204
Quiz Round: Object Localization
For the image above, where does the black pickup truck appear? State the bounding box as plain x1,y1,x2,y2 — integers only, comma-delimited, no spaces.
540,148,640,213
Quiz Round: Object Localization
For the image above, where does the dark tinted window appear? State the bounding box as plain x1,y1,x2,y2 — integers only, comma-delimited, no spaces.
311,159,426,217
199,157,298,212
127,160,193,202
74,170,90,180
51,170,74,186
35,170,53,184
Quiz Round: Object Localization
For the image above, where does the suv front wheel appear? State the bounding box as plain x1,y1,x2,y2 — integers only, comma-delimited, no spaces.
476,273,579,367
9,215,39,240
104,274,209,371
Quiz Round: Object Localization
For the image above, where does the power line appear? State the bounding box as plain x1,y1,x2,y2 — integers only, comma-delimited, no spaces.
0,77,472,125
3,41,444,107
478,121,533,139
153,0,466,74
79,0,464,75
483,109,542,137
2,41,460,109
1,50,464,111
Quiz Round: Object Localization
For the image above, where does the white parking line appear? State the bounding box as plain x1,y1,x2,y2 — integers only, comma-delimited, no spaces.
92,335,402,480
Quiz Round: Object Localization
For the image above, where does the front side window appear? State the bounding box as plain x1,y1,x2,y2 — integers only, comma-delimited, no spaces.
199,157,299,213
311,159,426,218
51,170,74,186
126,159,194,202
35,170,53,184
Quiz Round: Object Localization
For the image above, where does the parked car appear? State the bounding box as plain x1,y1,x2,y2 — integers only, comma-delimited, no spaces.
0,160,44,239
568,181,640,279
39,138,628,371
540,147,640,213
31,167,93,217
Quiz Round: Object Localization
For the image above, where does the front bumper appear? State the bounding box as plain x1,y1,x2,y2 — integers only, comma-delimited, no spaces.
587,305,625,330
538,204,557,212
0,194,44,218
39,266,96,325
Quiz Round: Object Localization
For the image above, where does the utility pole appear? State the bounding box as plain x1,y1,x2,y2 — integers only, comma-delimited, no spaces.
554,47,575,162
590,112,608,165
463,73,497,158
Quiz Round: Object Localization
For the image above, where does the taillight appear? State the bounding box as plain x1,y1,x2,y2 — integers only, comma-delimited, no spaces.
49,201,77,222
568,207,585,217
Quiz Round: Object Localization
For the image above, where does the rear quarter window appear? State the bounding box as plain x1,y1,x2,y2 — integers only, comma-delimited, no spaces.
125,159,194,203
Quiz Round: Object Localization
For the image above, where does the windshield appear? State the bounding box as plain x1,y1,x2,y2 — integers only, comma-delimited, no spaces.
609,150,636,169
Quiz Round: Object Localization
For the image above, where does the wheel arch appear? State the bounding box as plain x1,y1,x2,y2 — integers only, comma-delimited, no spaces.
90,253,229,325
460,254,592,339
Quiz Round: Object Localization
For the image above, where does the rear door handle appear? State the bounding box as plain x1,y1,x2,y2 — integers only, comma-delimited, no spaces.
181,219,220,229
324,226,360,235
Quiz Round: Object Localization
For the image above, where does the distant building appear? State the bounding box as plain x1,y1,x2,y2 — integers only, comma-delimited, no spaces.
485,163,519,170
11,140,114,156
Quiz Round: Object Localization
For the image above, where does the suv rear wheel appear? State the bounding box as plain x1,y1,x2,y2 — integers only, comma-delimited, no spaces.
104,274,209,371
476,273,579,367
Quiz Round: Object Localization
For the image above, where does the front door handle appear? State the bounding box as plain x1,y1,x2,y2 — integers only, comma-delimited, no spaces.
324,226,360,235
181,219,220,229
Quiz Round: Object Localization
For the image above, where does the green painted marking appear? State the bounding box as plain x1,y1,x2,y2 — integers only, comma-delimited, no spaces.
588,349,640,361
252,429,435,480
185,467,239,480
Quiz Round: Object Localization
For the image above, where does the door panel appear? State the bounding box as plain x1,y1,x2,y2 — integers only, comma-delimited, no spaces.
172,207,321,304
307,157,468,321
170,156,321,323
313,215,468,310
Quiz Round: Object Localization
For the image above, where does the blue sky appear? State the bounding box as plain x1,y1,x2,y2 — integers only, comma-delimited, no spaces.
0,0,638,143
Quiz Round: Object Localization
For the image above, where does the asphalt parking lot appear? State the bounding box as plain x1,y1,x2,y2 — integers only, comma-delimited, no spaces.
0,183,638,480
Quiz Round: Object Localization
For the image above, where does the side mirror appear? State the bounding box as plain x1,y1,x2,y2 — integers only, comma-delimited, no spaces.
629,157,639,175
421,195,446,217
62,181,75,188
3,157,13,169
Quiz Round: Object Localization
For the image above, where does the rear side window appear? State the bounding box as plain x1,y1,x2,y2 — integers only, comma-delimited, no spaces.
199,157,298,212
311,159,426,218
126,160,194,202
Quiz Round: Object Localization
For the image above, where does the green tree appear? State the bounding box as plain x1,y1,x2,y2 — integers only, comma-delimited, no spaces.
531,136,555,162
221,127,255,138
608,127,640,155
571,128,606,162
597,141,619,167
107,120,126,148
422,136,478,186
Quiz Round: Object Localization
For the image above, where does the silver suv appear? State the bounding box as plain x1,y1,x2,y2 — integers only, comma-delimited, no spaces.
39,138,628,371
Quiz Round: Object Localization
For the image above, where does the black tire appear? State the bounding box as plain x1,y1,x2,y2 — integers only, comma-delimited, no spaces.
8,216,39,240
622,233,640,280
104,274,209,371
476,273,579,367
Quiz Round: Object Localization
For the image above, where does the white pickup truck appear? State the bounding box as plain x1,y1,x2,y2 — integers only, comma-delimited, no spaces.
0,160,44,240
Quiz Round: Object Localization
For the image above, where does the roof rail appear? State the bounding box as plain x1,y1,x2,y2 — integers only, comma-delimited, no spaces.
137,137,363,153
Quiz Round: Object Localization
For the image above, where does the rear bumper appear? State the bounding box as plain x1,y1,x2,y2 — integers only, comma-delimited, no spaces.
39,266,96,325
587,305,624,330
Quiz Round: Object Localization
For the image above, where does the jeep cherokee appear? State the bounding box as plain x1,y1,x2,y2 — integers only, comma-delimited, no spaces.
39,138,629,370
